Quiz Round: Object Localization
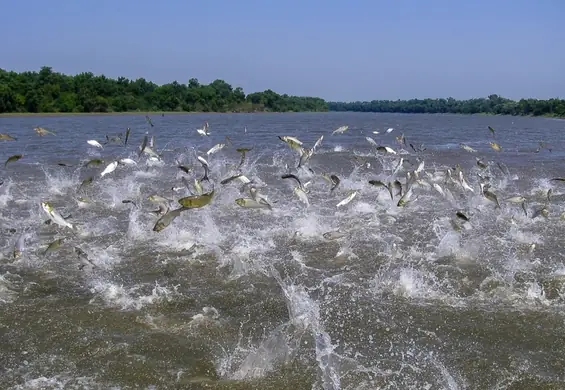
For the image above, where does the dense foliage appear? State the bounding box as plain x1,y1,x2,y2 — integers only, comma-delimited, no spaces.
0,67,563,117
328,95,565,117
0,66,327,113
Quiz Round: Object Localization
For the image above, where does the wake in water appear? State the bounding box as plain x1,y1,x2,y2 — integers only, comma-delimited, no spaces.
1,116,565,389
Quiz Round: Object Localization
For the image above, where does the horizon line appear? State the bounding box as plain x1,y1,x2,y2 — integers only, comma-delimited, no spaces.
1,66,562,103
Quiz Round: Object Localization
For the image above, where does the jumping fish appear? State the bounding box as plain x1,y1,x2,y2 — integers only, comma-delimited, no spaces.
41,201,74,230
124,127,131,146
178,189,215,208
490,141,502,152
460,143,477,153
153,207,190,232
87,140,104,149
332,125,348,135
207,143,225,156
0,133,17,141
197,156,210,182
43,238,65,257
235,198,272,210
5,154,23,167
34,127,55,136
336,190,358,208
100,161,118,177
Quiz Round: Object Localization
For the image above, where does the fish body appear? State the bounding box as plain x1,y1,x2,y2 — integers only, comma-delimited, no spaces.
142,146,160,159
312,135,324,152
100,161,118,177
488,126,496,137
79,176,94,189
119,158,137,165
483,189,501,208
392,158,404,176
207,143,225,156
5,154,23,167
85,158,104,168
178,189,215,208
460,143,477,153
489,141,502,152
175,163,191,174
506,196,526,204
433,183,445,197
397,188,414,207
278,136,303,150
415,160,425,174
122,199,137,208
41,201,74,230
235,198,272,209
329,174,340,192
458,171,474,193
193,179,203,195
282,174,305,192
148,194,171,215
196,122,210,136
44,238,65,256
34,127,55,136
336,190,358,207
531,206,549,219
197,156,210,181
75,247,96,269
220,174,244,185
13,234,26,259
293,187,309,206
124,127,131,146
0,133,17,141
138,134,149,157
476,158,488,169
456,211,470,221
322,230,349,240
87,140,104,149
332,125,349,135
365,137,378,147
376,146,397,154
298,147,313,168
153,207,188,232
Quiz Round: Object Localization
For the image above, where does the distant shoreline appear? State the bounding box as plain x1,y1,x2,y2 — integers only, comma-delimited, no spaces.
0,111,198,118
0,111,563,119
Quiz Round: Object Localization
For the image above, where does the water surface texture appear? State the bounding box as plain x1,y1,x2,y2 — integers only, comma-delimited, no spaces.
1,112,565,389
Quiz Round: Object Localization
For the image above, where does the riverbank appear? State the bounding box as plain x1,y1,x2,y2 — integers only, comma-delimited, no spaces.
0,111,197,118
0,111,562,119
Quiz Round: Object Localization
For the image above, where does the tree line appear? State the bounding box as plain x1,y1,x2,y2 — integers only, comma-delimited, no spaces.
0,66,327,114
0,66,563,117
328,95,565,117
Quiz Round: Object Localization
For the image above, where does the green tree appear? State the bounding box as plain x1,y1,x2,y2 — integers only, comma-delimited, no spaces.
0,66,561,116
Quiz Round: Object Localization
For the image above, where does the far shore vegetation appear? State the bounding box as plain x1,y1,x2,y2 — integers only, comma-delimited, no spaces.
0,66,563,118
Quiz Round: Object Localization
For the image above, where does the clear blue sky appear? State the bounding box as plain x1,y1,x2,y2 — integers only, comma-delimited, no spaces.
1,0,563,101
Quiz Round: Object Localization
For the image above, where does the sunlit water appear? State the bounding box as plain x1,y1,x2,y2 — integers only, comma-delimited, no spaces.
1,112,565,389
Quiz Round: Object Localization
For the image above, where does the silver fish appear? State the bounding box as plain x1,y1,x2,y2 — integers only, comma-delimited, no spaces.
483,189,501,208
153,207,189,232
336,190,358,208
100,161,118,177
322,230,349,240
235,198,272,210
331,125,348,135
197,156,210,182
41,201,74,230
